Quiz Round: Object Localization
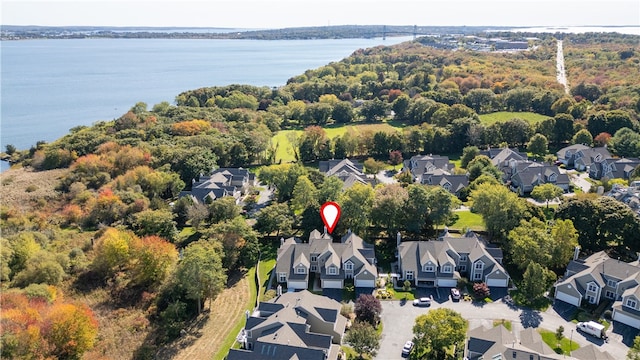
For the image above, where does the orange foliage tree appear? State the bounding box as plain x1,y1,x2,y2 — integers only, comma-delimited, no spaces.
171,119,212,136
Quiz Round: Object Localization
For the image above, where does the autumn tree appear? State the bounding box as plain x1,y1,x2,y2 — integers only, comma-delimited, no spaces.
413,308,468,360
354,294,382,326
131,209,178,242
208,216,260,271
363,157,386,175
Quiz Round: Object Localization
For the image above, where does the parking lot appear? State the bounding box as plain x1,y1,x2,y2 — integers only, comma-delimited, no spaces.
375,295,636,360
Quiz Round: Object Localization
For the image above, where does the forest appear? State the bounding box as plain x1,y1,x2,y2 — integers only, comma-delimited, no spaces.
1,32,640,359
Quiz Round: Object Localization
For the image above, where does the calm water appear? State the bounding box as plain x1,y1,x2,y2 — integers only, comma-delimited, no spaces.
0,36,412,170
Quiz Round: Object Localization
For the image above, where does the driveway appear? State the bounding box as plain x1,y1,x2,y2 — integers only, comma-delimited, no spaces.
567,170,592,193
375,298,633,360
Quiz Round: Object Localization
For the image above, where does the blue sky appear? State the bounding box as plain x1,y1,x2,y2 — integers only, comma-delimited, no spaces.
2,0,639,28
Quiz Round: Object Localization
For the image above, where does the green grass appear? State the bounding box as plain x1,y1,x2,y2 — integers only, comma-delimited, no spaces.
479,111,550,125
272,122,403,163
258,258,276,301
212,266,258,360
450,210,485,231
539,329,580,355
493,319,512,331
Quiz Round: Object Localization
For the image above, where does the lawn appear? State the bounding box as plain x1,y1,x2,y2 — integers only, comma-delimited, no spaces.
450,210,485,231
479,111,550,125
272,122,403,163
493,319,512,331
539,329,580,355
258,258,276,301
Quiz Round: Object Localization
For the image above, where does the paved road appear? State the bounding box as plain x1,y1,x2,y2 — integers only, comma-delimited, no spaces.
557,40,570,94
376,296,634,360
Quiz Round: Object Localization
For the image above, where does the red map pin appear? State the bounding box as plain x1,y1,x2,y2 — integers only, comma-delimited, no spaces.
320,201,341,234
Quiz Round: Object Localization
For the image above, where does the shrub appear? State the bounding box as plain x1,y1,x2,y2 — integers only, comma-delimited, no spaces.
473,282,490,299
25,185,38,193
603,310,612,320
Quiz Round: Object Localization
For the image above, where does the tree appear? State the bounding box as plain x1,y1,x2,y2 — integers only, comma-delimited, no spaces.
371,183,408,238
354,294,382,326
473,282,490,299
389,150,403,166
501,118,533,147
291,175,318,213
255,203,294,238
413,308,468,360
209,216,260,270
628,335,640,360
427,186,460,231
553,113,575,145
404,184,431,235
555,326,565,348
132,235,178,287
527,133,548,160
531,183,563,208
187,202,209,230
572,129,593,146
208,196,241,224
132,209,178,242
339,183,374,236
174,240,227,314
508,218,579,270
359,98,388,122
610,127,640,158
344,321,380,359
332,101,354,123
364,157,386,175
460,146,480,169
318,176,344,204
471,183,527,239
520,262,555,301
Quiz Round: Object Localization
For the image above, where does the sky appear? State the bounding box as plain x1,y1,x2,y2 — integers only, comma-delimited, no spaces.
2,0,639,29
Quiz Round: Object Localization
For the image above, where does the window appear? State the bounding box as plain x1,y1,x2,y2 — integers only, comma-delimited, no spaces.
626,299,638,309
474,262,483,270
442,265,452,273
605,290,615,299
345,261,353,271
459,265,467,272
459,255,467,262
310,255,317,262
474,273,482,280
328,266,338,275
607,279,618,288
279,273,286,282
587,295,596,304
406,271,414,280
424,265,435,272
296,266,306,274
587,283,597,292
310,265,317,272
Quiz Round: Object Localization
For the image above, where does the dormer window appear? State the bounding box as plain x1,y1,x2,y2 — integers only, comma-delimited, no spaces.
474,262,484,270
279,273,286,282
443,183,451,191
423,265,435,272
549,173,557,182
296,266,306,274
607,279,618,288
344,261,354,271
587,283,597,292
310,255,318,262
442,265,452,273
459,255,467,262
328,266,338,275
627,298,638,309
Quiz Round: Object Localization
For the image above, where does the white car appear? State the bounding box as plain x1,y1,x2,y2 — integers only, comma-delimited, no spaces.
413,297,431,306
401,340,414,357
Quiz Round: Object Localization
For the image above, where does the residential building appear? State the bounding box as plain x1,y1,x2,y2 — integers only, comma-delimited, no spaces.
396,229,509,288
403,154,468,195
179,167,255,204
228,289,347,360
318,158,371,189
607,181,640,217
276,229,377,290
589,157,640,180
560,145,611,171
506,160,570,195
481,147,528,182
554,249,640,329
465,324,615,360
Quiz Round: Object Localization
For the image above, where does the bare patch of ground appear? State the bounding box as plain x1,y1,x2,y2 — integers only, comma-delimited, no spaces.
0,167,68,210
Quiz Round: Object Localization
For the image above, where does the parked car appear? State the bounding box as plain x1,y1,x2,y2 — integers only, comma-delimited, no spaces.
401,340,414,357
413,297,431,306
450,288,461,300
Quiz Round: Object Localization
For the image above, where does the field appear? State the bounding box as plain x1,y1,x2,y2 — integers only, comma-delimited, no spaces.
272,122,403,163
478,111,550,125
450,210,485,231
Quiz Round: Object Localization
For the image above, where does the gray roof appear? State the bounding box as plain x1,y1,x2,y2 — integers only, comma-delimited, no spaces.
179,167,253,203
556,144,590,159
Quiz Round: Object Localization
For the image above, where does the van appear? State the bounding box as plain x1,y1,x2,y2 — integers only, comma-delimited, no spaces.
576,321,607,339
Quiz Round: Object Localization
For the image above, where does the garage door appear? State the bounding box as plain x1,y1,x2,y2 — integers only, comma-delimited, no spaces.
486,278,508,287
614,311,640,329
288,281,307,290
437,279,457,287
322,280,343,289
355,279,375,288
555,291,581,307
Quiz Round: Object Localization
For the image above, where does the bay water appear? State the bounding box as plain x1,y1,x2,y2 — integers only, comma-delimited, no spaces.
0,36,413,171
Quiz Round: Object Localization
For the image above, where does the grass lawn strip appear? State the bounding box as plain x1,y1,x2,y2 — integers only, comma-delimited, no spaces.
539,329,580,355
478,111,550,125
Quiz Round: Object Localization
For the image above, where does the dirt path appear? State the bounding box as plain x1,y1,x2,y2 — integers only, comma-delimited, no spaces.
158,273,250,360
556,40,570,94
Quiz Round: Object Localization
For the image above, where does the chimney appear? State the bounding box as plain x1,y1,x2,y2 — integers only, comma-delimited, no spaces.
245,310,250,320
397,231,402,247
348,228,352,234
277,284,282,296
323,226,327,235
573,246,580,261
280,237,284,247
